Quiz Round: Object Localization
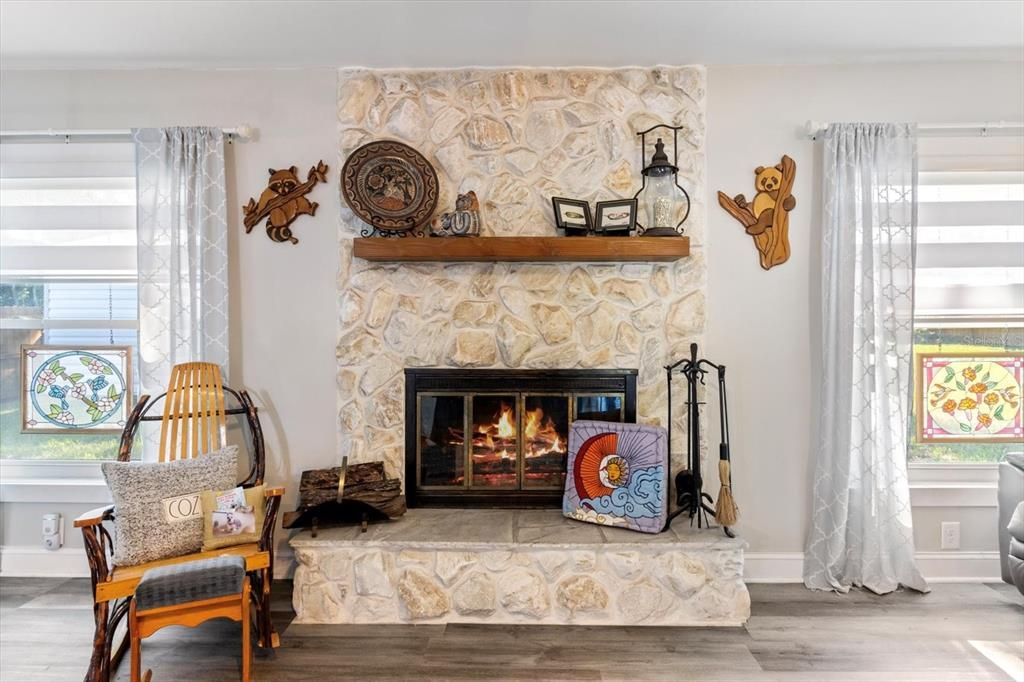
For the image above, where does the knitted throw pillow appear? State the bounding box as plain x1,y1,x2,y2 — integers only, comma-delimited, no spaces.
101,446,238,566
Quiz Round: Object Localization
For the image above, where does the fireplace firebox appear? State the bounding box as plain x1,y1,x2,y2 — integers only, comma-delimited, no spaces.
405,369,637,508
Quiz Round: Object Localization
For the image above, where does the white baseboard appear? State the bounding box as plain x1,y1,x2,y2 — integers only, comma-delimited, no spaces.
0,546,90,577
0,545,1002,585
744,552,804,582
914,551,1002,582
744,550,1003,583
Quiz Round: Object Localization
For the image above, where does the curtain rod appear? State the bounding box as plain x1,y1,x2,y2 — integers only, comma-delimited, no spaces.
805,121,1024,140
0,125,255,142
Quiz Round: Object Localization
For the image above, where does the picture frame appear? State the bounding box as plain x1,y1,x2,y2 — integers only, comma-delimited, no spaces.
594,198,638,236
551,197,592,236
914,351,1023,444
21,345,133,434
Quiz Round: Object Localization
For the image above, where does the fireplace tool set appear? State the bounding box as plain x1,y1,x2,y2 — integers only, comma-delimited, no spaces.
663,343,738,537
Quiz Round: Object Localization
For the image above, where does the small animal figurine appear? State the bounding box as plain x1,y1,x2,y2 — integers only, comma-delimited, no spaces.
430,191,482,237
243,161,328,244
717,155,796,270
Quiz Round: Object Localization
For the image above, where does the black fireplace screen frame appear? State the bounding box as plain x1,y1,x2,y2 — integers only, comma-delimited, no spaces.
404,368,638,508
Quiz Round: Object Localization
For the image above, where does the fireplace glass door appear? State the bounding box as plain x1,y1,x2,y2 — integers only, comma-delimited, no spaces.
471,395,518,488
416,390,624,495
575,395,624,422
522,395,570,489
417,394,465,488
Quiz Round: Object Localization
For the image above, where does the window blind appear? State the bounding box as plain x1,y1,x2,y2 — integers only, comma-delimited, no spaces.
916,136,1024,322
0,141,137,282
0,141,138,340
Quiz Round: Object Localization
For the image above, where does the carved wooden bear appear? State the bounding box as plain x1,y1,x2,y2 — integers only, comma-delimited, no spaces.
734,164,797,236
717,156,796,270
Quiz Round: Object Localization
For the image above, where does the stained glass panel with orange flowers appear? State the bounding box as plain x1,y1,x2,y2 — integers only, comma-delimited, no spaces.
916,353,1023,443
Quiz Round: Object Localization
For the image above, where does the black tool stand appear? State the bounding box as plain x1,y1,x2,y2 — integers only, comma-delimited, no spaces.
662,343,735,538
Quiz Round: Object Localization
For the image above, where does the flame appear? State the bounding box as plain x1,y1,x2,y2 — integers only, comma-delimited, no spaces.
472,403,516,453
469,402,567,478
523,407,543,441
496,404,516,438
523,407,564,458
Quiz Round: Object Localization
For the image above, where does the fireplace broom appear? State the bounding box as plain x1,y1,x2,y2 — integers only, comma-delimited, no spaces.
714,366,739,527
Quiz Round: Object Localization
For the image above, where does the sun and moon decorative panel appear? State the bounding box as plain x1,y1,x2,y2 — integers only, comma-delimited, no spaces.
915,352,1022,443
563,420,668,534
21,345,132,434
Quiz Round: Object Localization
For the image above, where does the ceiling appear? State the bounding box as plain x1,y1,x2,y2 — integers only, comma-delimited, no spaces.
1,0,1021,70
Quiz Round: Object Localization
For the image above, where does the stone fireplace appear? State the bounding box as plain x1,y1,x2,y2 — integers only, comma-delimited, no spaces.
405,368,637,507
336,65,708,485
297,65,749,629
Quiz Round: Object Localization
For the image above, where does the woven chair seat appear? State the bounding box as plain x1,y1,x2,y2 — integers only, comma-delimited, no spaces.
135,555,246,612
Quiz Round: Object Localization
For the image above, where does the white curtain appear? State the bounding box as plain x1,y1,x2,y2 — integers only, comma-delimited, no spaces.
133,127,229,400
804,123,928,594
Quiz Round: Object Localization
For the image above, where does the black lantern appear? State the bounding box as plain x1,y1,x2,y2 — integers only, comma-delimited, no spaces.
633,124,690,236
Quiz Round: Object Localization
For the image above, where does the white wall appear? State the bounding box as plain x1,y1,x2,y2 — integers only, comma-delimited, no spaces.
1,61,1020,576
706,61,1024,558
0,69,341,563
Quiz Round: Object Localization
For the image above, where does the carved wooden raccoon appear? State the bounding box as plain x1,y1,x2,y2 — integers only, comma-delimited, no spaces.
243,161,328,245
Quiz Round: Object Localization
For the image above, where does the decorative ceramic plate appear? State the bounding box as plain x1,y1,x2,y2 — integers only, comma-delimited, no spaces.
341,140,439,233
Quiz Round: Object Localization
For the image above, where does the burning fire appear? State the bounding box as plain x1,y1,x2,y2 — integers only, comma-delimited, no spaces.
474,403,516,459
496,404,516,439
462,399,570,487
524,407,564,457
472,404,565,459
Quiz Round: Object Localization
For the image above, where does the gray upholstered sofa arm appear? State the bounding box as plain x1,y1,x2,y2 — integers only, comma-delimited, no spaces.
1008,502,1024,595
998,453,1024,586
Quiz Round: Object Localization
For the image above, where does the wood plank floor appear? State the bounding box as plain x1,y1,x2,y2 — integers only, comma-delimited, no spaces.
1,578,1021,681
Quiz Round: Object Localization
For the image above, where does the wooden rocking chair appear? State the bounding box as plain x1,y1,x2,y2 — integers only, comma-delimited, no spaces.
74,362,283,682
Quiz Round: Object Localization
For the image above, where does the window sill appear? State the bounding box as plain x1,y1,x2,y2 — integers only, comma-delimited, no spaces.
0,460,111,504
0,477,111,504
908,463,999,507
909,462,998,482
908,481,997,507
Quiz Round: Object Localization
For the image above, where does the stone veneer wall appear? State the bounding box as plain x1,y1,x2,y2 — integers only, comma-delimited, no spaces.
336,66,707,482
293,542,748,626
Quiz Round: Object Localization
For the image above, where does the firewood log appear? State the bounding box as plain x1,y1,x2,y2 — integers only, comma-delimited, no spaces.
283,461,407,529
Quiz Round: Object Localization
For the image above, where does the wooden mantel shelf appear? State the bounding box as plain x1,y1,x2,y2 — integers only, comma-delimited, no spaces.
352,236,689,263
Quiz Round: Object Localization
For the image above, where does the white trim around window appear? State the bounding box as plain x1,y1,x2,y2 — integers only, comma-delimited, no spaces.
908,462,999,508
0,459,111,504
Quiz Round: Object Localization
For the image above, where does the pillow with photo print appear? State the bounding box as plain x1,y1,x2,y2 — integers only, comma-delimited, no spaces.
201,484,265,552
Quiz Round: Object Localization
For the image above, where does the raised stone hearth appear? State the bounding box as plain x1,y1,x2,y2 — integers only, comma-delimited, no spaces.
290,510,749,626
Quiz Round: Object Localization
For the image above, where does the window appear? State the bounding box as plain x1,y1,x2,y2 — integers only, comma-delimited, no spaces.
0,141,138,460
910,136,1024,464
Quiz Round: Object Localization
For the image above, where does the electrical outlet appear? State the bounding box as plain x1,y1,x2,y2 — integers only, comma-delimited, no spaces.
941,521,960,550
